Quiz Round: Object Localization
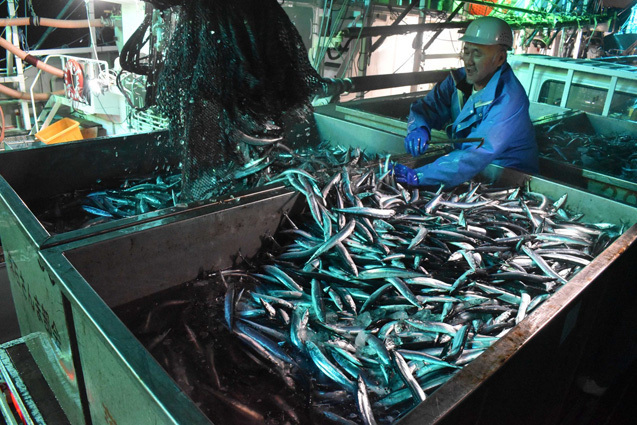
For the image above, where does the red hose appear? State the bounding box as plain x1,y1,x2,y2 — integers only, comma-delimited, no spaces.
0,17,105,28
0,36,64,78
0,83,64,100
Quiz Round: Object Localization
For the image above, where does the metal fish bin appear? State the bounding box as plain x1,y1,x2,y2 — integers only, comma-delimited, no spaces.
0,116,413,424
0,111,410,251
0,130,179,248
534,112,637,207
16,164,637,424
0,129,294,423
0,130,177,423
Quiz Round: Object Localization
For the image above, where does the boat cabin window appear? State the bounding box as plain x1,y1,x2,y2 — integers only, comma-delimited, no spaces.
538,80,565,106
609,90,637,121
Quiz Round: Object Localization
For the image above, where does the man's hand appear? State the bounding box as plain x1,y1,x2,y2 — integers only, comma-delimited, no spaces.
391,163,419,186
404,127,430,157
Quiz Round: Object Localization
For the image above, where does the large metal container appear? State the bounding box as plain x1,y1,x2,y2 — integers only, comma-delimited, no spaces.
16,164,637,425
0,111,413,252
0,116,410,424
534,111,637,206
0,130,174,423
0,130,179,249
3,108,637,424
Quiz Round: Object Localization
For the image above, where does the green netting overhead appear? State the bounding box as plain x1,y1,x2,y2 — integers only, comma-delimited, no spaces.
133,0,325,200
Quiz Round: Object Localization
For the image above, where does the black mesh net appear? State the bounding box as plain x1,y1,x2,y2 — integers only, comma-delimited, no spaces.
122,0,326,201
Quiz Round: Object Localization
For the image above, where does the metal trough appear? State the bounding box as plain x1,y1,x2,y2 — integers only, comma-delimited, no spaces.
0,116,408,424
0,130,180,249
534,112,637,206
8,165,635,424
2,109,637,424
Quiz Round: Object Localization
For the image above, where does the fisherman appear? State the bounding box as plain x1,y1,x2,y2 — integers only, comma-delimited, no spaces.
392,16,538,187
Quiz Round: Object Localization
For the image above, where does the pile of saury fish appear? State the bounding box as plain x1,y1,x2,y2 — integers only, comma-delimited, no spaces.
190,162,619,424
41,141,378,232
538,128,637,181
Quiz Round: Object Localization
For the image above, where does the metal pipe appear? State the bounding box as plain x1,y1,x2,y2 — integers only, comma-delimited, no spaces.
342,21,471,38
0,83,62,100
318,70,449,98
0,17,105,28
348,70,448,92
421,3,464,53
0,36,64,78
342,15,612,39
371,0,419,53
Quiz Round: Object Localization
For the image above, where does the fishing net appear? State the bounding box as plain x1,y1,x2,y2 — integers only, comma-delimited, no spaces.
122,0,327,201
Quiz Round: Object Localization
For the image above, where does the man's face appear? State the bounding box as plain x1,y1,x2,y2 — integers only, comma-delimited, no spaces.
462,42,506,91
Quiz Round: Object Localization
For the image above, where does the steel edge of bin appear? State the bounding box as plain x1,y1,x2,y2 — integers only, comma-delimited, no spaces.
0,176,50,247
37,187,302,425
45,182,288,249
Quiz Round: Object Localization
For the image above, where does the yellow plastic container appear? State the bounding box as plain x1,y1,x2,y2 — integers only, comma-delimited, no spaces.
35,118,83,145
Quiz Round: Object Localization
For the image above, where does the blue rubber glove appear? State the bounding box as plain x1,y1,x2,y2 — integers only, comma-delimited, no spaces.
391,163,419,186
404,127,430,157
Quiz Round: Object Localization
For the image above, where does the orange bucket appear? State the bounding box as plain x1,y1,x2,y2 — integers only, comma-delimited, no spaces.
35,118,83,145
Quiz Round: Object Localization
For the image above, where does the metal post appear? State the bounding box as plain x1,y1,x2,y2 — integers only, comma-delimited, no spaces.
602,76,618,117
311,4,323,73
411,12,424,92
558,29,566,57
572,28,583,59
560,69,574,109
85,0,99,60
6,0,31,131
356,2,375,100
525,63,536,97
6,0,16,76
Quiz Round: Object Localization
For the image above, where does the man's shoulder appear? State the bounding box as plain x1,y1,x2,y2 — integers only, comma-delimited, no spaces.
500,63,525,89
498,63,529,102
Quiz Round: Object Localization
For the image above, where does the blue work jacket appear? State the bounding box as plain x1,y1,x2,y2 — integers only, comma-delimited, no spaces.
407,62,538,187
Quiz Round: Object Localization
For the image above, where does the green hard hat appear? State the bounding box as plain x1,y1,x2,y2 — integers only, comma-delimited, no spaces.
459,17,513,49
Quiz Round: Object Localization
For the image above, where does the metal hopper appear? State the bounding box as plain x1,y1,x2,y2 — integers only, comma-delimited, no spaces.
2,164,635,424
